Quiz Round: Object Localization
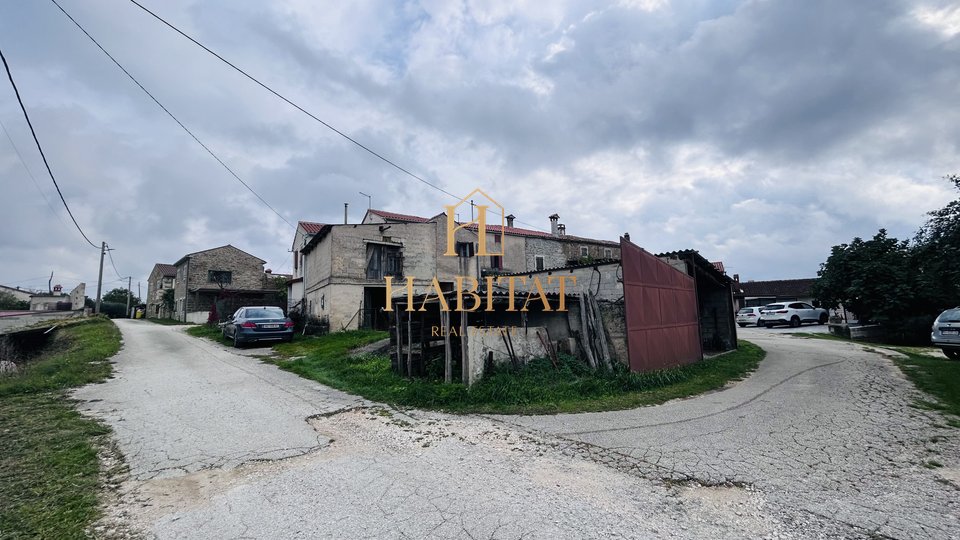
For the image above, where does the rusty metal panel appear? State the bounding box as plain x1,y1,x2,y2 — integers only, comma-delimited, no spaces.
621,238,702,372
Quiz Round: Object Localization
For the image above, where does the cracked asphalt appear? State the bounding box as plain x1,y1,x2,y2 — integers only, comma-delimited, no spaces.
76,321,959,539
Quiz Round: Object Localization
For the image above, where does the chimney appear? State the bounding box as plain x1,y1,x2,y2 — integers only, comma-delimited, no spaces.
506,214,515,228
623,232,630,241
266,269,273,274
558,224,566,236
343,202,348,224
549,213,560,235
733,273,740,282
53,284,62,293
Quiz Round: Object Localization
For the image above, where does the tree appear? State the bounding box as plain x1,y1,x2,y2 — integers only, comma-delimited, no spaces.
812,229,914,325
269,275,288,309
0,291,29,310
913,174,960,311
161,289,175,314
812,175,960,343
102,287,141,306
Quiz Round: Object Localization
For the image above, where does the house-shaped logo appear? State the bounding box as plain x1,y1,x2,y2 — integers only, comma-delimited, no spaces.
443,188,505,257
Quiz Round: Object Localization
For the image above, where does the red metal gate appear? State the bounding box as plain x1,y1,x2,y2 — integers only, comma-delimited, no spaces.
621,238,701,371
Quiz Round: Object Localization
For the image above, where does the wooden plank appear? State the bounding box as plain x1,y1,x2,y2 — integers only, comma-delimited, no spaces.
460,312,469,384
406,310,413,377
443,310,452,383
578,293,597,369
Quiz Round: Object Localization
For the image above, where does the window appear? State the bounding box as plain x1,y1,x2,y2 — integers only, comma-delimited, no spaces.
535,256,545,271
208,270,232,284
366,244,403,279
490,255,503,270
294,251,298,271
455,241,475,258
604,248,612,258
580,246,589,257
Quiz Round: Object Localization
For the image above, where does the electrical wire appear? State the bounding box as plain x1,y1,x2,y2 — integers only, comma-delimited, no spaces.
124,0,551,234
0,46,100,249
106,244,127,280
50,0,295,231
0,117,72,230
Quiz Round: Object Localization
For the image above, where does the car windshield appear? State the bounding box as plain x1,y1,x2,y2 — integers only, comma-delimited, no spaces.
738,308,754,314
764,304,785,310
245,308,284,319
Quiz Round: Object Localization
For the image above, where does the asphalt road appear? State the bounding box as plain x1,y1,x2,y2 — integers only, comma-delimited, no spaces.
75,320,959,539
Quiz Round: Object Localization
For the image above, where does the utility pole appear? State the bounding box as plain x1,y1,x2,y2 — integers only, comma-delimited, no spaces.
95,241,105,314
125,276,132,318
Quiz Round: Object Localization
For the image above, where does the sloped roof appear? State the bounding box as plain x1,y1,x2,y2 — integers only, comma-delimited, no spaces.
174,245,266,266
153,263,177,277
367,209,432,223
737,278,817,298
298,221,326,234
656,249,732,284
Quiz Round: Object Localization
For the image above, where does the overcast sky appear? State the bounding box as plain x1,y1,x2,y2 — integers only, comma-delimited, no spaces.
1,0,958,296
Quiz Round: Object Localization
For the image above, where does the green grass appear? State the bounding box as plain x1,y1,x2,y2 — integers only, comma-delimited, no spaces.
794,332,960,426
265,331,765,414
185,323,226,343
0,317,121,539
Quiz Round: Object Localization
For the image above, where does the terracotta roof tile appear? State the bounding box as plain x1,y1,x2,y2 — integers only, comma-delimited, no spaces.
298,221,326,234
367,209,431,223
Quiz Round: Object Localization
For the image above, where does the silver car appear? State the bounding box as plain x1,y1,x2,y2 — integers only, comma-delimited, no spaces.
931,307,960,360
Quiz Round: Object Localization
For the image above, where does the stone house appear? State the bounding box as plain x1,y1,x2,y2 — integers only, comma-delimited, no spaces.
0,285,34,304
292,206,622,332
145,263,177,319
172,245,281,323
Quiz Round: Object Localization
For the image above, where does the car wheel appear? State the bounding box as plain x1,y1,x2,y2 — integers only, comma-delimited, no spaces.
756,319,764,328
738,323,747,328
790,316,801,328
944,349,960,361
818,314,828,325
233,331,243,348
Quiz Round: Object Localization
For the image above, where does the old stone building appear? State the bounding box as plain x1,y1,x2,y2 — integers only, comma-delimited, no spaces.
145,263,177,319
172,245,280,323
292,206,623,332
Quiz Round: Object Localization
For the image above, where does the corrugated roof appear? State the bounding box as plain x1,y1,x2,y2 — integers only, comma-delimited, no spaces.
737,278,817,298
298,221,326,234
496,258,621,277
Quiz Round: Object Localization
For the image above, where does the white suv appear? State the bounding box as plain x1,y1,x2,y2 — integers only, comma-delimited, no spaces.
759,302,828,328
736,307,763,327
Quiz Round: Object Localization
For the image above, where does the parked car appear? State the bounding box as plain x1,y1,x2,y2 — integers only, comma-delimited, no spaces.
736,307,763,327
931,307,960,360
221,306,294,347
759,302,828,328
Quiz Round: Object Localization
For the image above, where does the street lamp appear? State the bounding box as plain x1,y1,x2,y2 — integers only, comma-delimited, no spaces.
359,191,372,209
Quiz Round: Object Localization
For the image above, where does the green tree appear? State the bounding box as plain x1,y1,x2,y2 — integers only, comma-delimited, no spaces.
913,174,960,311
161,289,175,313
0,291,29,310
101,287,141,306
812,229,914,325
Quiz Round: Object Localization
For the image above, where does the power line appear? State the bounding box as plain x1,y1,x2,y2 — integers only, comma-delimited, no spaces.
0,46,100,249
127,0,460,202
50,0,295,231
0,117,72,229
126,1,551,234
106,244,126,280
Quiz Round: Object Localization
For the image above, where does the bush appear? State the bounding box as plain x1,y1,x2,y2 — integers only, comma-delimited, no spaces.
98,302,127,319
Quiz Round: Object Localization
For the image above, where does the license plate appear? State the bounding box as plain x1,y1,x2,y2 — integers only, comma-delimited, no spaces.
943,329,959,335
262,324,280,329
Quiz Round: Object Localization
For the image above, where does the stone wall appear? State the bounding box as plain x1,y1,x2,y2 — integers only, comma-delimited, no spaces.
523,237,567,271
466,326,550,386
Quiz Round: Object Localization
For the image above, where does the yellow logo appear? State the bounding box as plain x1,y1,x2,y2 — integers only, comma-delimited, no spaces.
443,188,504,257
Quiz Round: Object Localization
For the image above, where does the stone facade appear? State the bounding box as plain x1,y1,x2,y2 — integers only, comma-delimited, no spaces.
146,263,177,319
173,245,279,323
295,209,623,333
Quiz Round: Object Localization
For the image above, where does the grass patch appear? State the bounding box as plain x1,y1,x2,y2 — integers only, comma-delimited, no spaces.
185,323,226,343
270,331,765,414
0,317,121,538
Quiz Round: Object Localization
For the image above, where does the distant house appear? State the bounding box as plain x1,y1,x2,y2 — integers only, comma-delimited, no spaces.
172,245,281,323
0,285,35,304
734,278,818,309
29,283,85,311
145,263,177,319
